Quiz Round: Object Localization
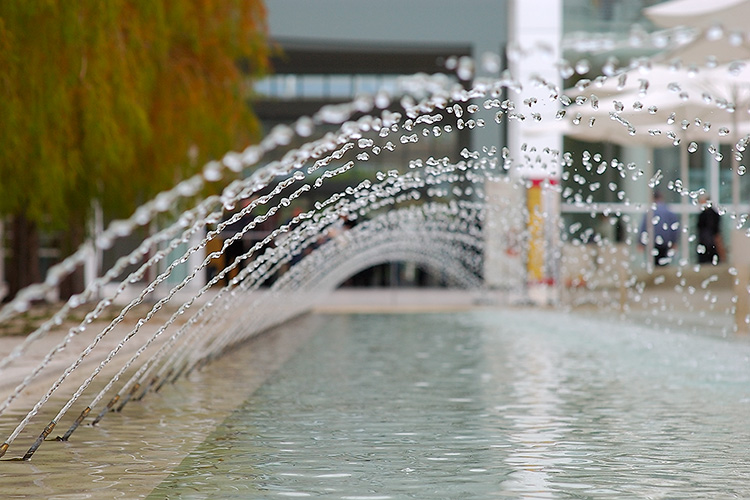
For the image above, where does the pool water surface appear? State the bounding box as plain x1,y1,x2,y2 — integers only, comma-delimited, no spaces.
149,309,750,499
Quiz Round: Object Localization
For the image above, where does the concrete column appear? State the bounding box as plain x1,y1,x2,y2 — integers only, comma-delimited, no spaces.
709,144,720,208
679,140,690,259
507,0,563,180
620,146,652,269
504,0,562,301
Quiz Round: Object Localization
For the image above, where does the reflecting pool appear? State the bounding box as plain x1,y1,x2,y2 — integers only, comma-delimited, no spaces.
150,309,750,499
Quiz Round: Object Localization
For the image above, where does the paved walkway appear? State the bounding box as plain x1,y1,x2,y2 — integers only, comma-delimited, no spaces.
313,287,503,313
316,262,740,335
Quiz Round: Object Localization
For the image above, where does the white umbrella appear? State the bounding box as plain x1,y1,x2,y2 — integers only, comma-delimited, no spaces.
644,0,750,31
564,63,750,146
644,0,750,66
655,34,750,67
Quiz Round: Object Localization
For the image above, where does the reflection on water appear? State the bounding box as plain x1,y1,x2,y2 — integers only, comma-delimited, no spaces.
151,310,750,499
0,314,317,499
499,335,568,499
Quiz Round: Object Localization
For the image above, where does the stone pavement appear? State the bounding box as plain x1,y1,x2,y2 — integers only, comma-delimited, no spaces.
313,287,504,313
561,262,740,337
315,262,740,337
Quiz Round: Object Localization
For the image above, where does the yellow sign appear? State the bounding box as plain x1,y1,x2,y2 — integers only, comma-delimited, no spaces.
527,181,544,282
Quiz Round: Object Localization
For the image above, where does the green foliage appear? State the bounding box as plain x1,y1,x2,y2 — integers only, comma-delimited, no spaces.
0,0,269,229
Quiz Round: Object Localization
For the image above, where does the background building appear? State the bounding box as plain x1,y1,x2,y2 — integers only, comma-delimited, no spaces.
257,0,676,291
257,0,509,286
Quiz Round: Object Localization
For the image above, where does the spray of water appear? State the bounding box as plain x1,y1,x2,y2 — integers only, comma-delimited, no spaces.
0,23,749,460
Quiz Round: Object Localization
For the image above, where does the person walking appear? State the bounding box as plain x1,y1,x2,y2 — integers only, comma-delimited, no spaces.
696,194,725,265
639,191,679,266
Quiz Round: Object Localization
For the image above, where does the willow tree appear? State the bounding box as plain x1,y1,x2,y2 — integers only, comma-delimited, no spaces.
0,0,269,298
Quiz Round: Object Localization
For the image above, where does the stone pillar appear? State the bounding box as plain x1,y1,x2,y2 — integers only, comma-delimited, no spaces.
620,146,652,269
502,0,562,302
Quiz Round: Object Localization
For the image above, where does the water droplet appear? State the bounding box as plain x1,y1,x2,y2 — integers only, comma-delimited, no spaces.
617,73,627,90
638,79,649,96
374,91,391,109
203,161,223,182
481,52,501,73
457,56,474,80
558,60,574,79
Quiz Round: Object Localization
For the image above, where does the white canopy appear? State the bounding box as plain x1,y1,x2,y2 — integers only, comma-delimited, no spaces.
644,0,750,31
655,36,750,67
563,63,750,146
644,0,750,66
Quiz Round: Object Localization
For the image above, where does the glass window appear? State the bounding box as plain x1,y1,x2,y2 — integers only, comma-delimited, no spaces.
301,75,326,98
253,77,273,96
354,75,380,96
328,75,353,98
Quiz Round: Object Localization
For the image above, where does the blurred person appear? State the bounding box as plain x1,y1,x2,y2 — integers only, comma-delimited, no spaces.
696,194,725,265
639,191,679,266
